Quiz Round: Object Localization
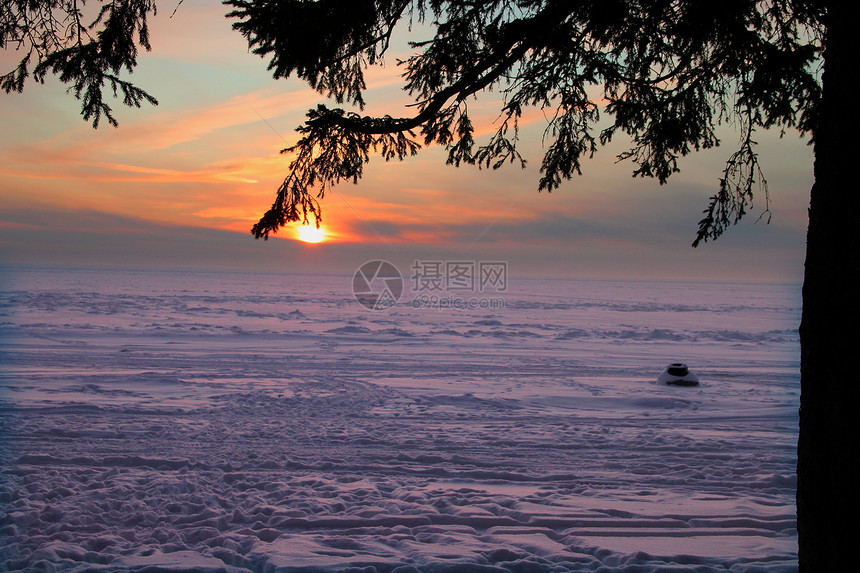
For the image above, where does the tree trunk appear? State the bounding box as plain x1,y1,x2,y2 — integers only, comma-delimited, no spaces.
797,1,860,570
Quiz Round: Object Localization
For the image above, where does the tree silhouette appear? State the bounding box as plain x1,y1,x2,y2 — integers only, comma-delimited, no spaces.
225,0,821,244
3,1,855,570
1,0,158,128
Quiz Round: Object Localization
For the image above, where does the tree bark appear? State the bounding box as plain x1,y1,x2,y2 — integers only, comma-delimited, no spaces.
797,1,860,570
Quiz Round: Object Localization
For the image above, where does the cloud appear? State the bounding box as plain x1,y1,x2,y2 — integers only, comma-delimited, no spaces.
0,196,806,282
0,206,301,271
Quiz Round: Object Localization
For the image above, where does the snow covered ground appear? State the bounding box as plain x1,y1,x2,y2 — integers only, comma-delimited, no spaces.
0,267,801,572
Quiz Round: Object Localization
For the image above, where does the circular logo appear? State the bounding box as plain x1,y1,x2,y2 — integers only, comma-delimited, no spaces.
352,260,403,310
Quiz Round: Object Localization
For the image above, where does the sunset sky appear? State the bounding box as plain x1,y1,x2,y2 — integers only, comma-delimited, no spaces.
0,0,814,282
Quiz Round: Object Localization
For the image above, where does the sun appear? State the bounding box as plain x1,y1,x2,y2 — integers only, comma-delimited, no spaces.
295,224,327,243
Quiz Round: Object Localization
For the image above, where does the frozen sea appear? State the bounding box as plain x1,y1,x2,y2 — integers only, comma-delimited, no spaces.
0,267,801,572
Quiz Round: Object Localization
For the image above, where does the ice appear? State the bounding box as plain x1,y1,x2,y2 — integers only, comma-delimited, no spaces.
0,267,800,571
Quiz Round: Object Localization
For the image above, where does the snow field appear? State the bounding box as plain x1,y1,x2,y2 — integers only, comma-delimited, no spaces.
0,269,800,572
